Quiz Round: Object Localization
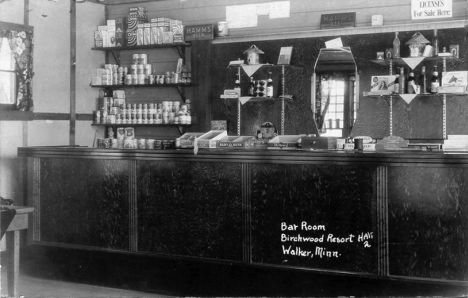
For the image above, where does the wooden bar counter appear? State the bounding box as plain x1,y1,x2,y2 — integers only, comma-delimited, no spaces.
17,146,468,296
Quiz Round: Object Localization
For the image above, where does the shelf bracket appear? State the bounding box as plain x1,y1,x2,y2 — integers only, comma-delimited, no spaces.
109,50,121,66
176,46,185,59
177,126,186,135
175,86,186,102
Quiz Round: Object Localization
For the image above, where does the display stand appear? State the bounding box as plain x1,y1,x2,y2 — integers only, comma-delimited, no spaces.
365,30,458,139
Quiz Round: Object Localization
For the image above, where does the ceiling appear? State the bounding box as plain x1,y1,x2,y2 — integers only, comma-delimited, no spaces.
83,0,169,5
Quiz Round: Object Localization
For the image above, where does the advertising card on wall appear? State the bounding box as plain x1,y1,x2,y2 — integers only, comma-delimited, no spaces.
411,0,452,20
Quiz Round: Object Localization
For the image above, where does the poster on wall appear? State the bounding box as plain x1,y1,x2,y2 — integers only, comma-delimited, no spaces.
411,0,452,20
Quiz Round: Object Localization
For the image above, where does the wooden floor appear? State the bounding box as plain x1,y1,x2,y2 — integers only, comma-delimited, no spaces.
2,245,468,297
0,265,172,298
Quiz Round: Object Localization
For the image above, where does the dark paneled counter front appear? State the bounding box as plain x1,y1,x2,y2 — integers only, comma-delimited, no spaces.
18,147,468,294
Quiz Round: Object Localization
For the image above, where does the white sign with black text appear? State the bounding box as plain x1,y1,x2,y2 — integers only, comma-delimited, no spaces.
411,0,452,20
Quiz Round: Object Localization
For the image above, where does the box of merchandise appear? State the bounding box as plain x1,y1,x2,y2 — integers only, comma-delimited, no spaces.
196,130,228,148
370,75,397,93
172,23,184,43
107,31,116,47
441,71,468,87
163,31,174,44
267,135,302,150
94,31,103,47
126,31,137,46
115,31,125,47
179,132,204,148
343,143,376,151
217,136,256,149
116,17,127,32
112,90,126,99
150,23,158,44
302,137,337,150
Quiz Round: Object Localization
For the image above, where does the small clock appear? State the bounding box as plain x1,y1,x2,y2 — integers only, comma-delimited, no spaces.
371,15,383,26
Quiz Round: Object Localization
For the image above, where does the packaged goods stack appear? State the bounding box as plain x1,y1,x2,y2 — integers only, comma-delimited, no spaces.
94,89,127,125
127,7,148,46
91,64,128,86
94,6,185,47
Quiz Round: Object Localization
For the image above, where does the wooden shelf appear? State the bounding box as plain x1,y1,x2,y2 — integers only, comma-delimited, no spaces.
90,83,192,88
370,55,457,68
92,123,192,135
92,123,192,127
91,43,190,51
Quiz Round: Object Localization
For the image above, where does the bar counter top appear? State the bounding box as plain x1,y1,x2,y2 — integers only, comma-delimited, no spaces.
17,146,468,166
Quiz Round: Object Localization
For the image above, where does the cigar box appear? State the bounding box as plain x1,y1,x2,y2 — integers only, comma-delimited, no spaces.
301,137,337,150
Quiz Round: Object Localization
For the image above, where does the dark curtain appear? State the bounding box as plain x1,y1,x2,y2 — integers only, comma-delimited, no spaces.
0,28,34,111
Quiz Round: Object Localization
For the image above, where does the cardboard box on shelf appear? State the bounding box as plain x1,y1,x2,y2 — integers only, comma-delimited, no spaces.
217,136,256,148
180,132,204,148
302,137,337,150
196,130,228,148
371,75,397,93
267,135,301,150
441,71,468,87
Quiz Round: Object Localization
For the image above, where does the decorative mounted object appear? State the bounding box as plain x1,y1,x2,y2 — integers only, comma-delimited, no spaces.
405,32,430,57
320,12,356,29
449,45,459,58
243,45,264,65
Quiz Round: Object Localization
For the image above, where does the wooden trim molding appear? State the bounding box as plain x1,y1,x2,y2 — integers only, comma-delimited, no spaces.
212,20,467,44
0,110,34,121
33,113,93,121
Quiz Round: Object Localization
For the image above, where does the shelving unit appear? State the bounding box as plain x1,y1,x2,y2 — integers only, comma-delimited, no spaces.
91,43,193,136
223,64,295,136
366,40,459,139
92,42,190,63
91,83,192,102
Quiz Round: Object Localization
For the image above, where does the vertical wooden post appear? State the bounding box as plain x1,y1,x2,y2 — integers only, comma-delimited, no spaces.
70,0,76,146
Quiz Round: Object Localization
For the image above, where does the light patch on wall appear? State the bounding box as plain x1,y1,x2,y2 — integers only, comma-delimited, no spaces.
226,1,290,29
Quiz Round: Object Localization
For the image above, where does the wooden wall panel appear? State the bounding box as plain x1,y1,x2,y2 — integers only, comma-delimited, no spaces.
249,163,378,274
136,160,243,261
106,0,468,37
39,158,130,250
212,28,468,139
388,166,468,281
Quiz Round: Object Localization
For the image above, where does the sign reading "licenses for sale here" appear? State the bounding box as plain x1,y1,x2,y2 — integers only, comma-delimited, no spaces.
411,0,452,20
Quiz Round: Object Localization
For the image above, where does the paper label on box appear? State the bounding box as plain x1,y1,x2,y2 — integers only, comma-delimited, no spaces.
126,31,137,46
371,75,396,92
442,71,468,87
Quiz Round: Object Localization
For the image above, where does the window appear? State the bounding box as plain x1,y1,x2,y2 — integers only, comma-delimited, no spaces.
0,37,16,106
319,75,357,137
0,22,34,112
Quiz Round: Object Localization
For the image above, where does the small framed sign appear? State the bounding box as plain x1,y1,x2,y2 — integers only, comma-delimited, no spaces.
184,24,214,41
277,46,293,65
320,12,356,29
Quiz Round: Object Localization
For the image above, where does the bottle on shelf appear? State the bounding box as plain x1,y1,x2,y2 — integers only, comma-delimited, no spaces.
432,29,439,57
393,32,400,58
407,70,415,94
266,72,274,98
419,66,427,94
248,77,255,97
234,74,241,97
257,80,265,97
399,67,405,94
430,65,439,94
